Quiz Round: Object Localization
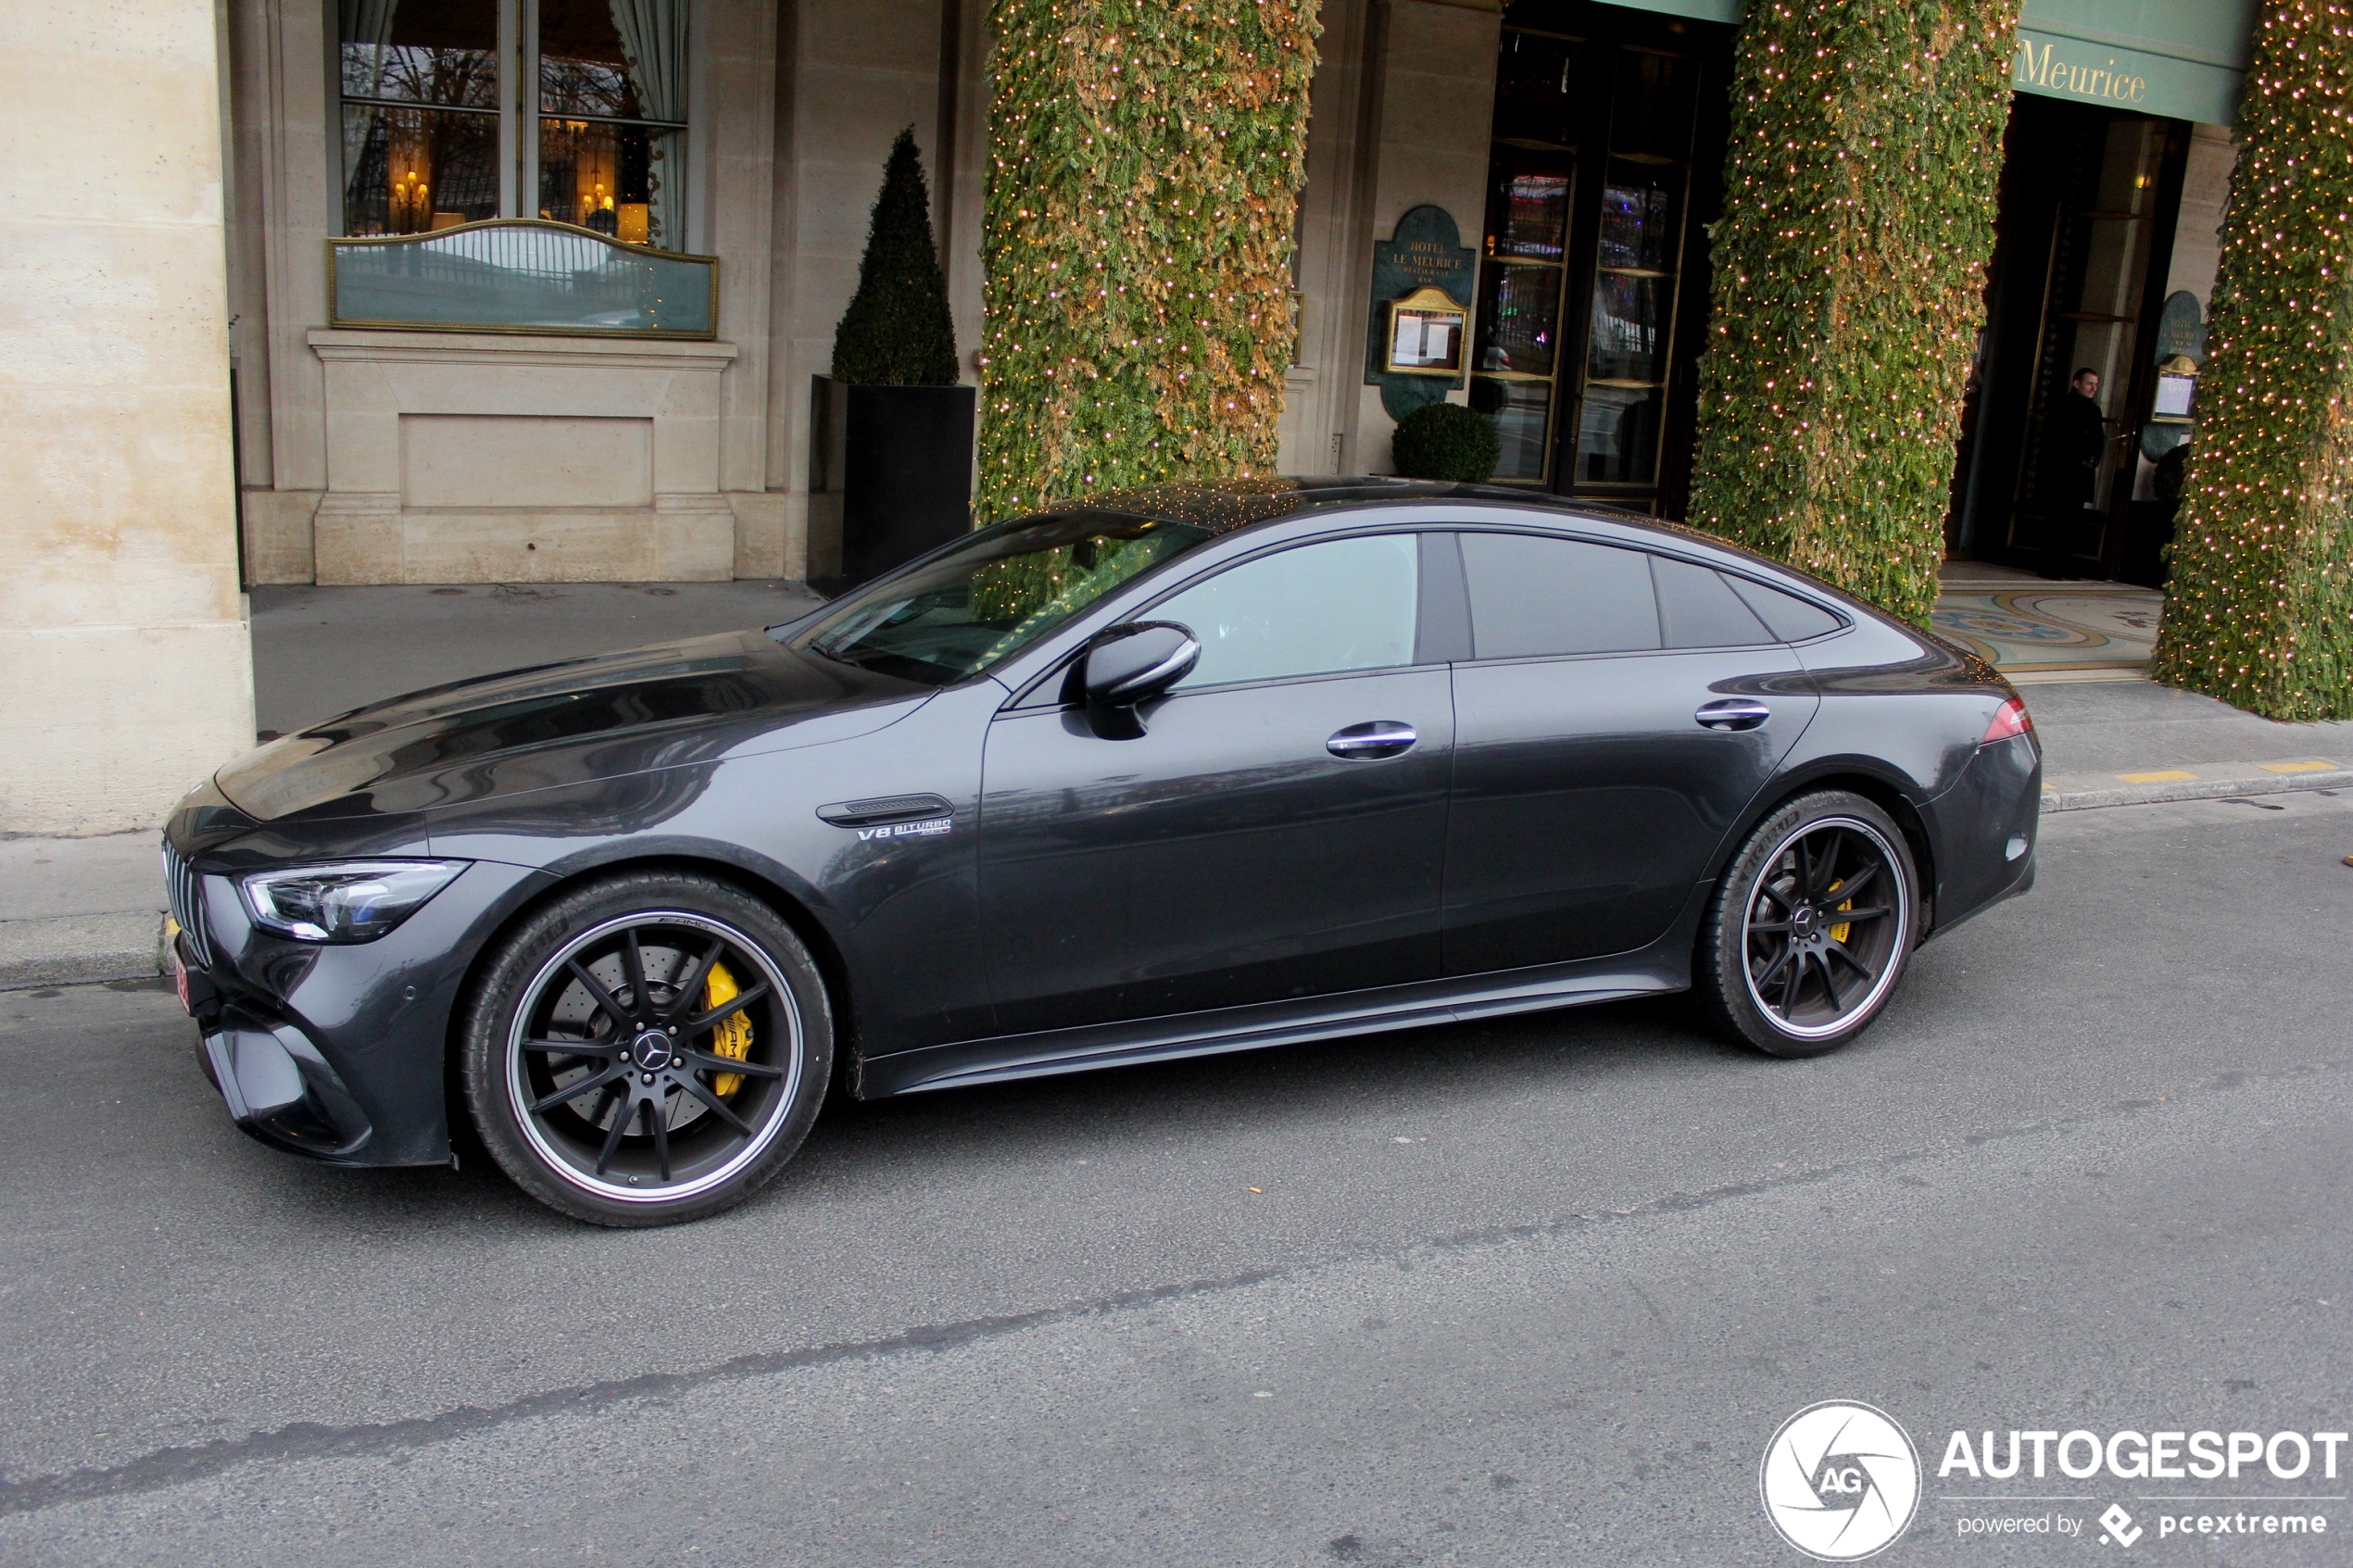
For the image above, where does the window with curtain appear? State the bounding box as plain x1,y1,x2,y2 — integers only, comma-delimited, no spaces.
338,0,691,248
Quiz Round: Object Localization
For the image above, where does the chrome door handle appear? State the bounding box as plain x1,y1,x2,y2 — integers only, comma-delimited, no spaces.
1327,721,1417,759
1695,698,1772,732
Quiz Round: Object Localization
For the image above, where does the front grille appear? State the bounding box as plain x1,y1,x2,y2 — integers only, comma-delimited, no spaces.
161,839,215,968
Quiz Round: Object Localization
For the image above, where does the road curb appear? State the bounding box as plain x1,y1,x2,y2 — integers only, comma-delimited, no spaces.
0,912,169,991
2043,767,2353,813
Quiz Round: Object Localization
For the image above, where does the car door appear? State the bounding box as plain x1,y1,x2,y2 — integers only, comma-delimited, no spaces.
1441,528,1821,974
978,531,1456,1035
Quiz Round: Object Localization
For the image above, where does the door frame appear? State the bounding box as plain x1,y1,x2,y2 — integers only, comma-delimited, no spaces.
1947,94,2191,578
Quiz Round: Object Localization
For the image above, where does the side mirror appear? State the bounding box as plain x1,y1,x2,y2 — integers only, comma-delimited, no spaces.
1077,621,1199,739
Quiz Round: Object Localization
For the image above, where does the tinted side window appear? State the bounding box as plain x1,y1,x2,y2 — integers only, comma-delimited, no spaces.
1154,533,1420,689
1461,532,1660,659
1727,575,1843,641
1652,557,1774,647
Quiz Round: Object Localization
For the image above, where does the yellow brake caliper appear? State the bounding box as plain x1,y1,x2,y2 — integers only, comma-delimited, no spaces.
1826,879,1853,944
703,960,753,1097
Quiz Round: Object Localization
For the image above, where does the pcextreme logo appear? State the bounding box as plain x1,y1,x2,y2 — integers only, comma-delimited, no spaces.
1760,1400,1923,1562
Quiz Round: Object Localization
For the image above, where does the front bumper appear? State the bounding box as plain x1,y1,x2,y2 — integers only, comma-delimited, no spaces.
190,956,379,1162
168,848,554,1169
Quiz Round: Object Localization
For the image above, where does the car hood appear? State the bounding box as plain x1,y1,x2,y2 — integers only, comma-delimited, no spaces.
216,631,931,823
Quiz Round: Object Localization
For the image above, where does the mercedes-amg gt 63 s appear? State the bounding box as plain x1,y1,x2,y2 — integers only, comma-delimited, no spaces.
163,480,2040,1224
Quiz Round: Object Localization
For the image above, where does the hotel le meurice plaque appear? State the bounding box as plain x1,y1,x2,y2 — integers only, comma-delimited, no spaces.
1365,206,1476,421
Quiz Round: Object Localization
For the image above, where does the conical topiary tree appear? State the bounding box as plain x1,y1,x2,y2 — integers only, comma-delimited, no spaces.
831,128,960,386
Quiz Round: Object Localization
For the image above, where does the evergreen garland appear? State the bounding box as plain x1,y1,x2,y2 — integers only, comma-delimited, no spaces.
832,129,960,386
977,0,1320,521
2151,0,2353,720
1684,0,2019,628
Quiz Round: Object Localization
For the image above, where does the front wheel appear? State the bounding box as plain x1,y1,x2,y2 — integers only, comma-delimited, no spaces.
1695,791,1919,1058
460,872,832,1226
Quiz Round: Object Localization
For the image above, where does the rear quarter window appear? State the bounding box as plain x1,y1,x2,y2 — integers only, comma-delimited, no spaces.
1726,575,1844,641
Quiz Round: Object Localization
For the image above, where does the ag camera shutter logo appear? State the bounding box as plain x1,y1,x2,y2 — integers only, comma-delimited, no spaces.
1761,1400,1922,1561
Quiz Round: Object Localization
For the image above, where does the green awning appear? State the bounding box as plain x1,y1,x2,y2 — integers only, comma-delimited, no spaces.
1593,0,2254,126
2015,0,2252,125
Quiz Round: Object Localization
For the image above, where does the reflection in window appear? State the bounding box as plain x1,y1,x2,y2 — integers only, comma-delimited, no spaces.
1492,29,1578,147
1589,272,1665,383
1155,535,1421,689
1475,264,1562,377
331,222,715,334
1469,9,1706,493
1597,162,1680,270
802,515,1214,686
1607,50,1692,162
1472,378,1554,482
1485,150,1575,262
1576,383,1663,485
339,0,500,234
539,0,687,245
337,0,691,247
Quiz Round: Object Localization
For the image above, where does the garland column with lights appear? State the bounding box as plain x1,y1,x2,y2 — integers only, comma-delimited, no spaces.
2151,1,2353,720
1683,0,2020,628
978,0,1320,521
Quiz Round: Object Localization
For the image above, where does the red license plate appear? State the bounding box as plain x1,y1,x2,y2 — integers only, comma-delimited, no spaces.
171,945,193,1014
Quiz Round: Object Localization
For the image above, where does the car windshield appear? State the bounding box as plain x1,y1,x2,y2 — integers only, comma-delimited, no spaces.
789,511,1214,684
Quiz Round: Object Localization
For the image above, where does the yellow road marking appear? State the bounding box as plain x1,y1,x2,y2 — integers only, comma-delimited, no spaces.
2257,759,2337,773
2115,770,2196,783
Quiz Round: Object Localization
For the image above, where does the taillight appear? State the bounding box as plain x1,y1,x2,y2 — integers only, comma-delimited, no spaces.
1982,696,2033,744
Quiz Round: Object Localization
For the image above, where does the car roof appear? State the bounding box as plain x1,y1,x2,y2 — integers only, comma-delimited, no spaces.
1073,477,1801,574
1072,476,1645,533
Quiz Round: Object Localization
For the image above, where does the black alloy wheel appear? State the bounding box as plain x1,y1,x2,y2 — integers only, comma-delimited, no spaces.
461,872,831,1225
1695,791,1918,1058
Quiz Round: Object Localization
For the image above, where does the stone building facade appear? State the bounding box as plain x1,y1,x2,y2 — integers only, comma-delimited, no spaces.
4,0,2259,833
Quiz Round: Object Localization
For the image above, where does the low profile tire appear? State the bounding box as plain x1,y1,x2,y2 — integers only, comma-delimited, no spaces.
460,871,832,1226
1695,791,1919,1059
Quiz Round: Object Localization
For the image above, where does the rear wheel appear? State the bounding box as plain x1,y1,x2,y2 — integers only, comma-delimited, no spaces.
1695,791,1917,1058
460,872,831,1225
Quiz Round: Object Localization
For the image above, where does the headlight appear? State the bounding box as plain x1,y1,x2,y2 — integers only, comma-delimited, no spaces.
240,860,467,943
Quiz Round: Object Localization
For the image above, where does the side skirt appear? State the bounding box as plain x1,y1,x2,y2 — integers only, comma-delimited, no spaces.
858,889,1714,1098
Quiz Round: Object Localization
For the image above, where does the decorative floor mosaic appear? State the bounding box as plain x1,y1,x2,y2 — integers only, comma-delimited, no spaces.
1930,584,2165,679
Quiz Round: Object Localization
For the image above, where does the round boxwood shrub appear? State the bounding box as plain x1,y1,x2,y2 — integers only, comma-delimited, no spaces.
1390,401,1499,483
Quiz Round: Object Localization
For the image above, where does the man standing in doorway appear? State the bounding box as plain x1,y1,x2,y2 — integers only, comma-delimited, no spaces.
2040,366,2108,578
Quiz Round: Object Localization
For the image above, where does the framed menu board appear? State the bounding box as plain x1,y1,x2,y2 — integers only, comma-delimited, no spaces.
1386,287,1469,376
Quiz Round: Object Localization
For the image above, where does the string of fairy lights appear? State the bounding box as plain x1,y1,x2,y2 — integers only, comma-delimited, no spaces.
1683,0,2020,631
976,0,1320,523
2152,0,2353,720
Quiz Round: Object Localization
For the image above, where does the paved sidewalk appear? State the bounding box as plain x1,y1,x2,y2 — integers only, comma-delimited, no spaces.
6,582,2350,989
251,579,824,737
2031,678,2353,809
0,833,167,989
2,581,824,990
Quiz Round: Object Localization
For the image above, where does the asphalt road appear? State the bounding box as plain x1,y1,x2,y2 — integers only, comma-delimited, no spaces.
3,792,2349,1566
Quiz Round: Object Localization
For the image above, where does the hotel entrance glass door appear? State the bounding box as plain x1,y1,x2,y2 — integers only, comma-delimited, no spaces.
1466,1,1729,514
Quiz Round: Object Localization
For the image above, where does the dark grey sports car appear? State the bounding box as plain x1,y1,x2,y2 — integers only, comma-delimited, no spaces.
163,480,2040,1224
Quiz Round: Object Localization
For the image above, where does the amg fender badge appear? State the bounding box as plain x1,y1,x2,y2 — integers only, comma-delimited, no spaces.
855,818,951,841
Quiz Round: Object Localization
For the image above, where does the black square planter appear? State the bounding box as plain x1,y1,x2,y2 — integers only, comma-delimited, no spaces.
812,378,976,592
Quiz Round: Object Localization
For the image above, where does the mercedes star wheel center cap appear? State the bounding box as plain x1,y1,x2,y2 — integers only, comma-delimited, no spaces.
632,1031,674,1073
